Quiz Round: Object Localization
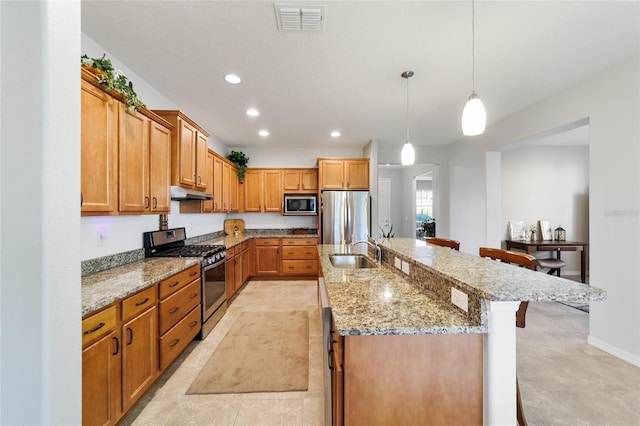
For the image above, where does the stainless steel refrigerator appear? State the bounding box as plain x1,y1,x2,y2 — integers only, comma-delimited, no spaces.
321,190,369,244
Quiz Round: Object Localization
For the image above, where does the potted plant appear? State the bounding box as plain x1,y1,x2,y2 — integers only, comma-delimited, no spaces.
227,150,249,182
81,54,145,112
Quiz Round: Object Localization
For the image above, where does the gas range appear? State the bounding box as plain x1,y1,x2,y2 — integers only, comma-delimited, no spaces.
143,228,226,265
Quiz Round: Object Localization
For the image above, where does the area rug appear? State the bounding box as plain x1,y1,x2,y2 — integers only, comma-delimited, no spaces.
186,310,309,394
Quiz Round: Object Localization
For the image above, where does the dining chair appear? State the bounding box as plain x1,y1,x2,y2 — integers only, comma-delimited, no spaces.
479,247,536,426
537,255,566,277
426,237,460,251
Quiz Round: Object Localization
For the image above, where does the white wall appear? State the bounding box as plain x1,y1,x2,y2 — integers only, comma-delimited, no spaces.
1,1,81,423
447,57,640,365
501,145,589,273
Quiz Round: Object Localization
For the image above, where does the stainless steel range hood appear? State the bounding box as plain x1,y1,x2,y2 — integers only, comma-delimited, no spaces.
170,186,212,201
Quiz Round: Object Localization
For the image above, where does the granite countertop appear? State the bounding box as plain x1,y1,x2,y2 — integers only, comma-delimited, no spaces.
82,231,319,317
318,244,485,337
81,257,200,317
378,238,606,303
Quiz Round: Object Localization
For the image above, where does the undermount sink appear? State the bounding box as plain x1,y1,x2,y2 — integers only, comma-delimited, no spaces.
329,253,377,269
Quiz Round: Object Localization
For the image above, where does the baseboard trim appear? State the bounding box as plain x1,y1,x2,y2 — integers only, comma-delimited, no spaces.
587,335,640,367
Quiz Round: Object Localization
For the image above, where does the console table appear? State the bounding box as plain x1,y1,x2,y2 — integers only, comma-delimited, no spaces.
505,240,589,283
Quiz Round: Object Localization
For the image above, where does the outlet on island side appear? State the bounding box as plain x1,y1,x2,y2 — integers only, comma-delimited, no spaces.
451,287,468,312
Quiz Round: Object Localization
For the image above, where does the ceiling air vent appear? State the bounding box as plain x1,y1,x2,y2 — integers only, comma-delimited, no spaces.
274,3,325,32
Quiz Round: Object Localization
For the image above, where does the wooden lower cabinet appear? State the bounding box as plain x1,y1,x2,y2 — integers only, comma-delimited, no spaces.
121,287,158,413
281,238,318,276
82,305,120,426
333,333,483,426
254,238,280,276
82,266,202,425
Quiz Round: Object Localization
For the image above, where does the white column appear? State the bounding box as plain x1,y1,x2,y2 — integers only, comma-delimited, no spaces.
483,300,520,426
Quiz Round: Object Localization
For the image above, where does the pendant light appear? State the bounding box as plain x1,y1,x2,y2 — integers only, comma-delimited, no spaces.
461,0,486,136
401,71,415,166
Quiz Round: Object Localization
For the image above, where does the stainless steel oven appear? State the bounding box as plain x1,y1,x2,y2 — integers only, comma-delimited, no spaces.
143,227,227,340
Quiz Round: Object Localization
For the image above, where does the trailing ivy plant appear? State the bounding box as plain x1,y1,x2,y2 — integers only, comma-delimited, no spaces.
81,54,145,112
227,150,250,181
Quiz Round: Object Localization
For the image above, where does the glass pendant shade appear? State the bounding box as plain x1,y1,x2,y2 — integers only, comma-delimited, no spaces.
401,141,415,165
461,92,486,136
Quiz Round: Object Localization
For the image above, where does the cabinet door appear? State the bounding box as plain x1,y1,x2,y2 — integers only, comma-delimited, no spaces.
320,160,345,190
255,245,280,275
332,337,344,426
119,108,150,213
234,252,243,292
229,165,240,212
222,161,231,211
243,169,262,212
178,120,197,188
225,256,235,300
121,307,158,413
212,155,223,212
242,244,250,283
345,160,369,190
149,120,171,213
81,80,118,214
282,170,301,192
203,150,214,213
195,132,208,190
82,330,121,426
263,170,282,212
301,169,318,192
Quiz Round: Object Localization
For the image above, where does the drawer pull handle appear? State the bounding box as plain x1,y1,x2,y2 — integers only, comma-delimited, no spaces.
83,322,105,335
169,281,180,288
305,266,312,269
189,321,198,328
169,338,180,348
135,297,150,306
169,307,180,314
112,336,119,356
190,271,198,277
189,293,198,299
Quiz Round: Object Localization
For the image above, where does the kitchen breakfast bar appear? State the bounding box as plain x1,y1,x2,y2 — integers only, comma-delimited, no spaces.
318,238,606,425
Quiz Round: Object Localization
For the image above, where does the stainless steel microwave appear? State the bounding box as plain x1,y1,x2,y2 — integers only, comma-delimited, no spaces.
283,195,317,215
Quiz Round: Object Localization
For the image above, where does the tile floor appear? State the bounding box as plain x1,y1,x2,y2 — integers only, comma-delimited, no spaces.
121,280,640,426
121,280,324,426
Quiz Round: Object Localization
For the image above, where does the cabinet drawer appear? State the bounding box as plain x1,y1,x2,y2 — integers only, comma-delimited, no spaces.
226,245,236,257
255,238,280,246
282,238,317,246
158,264,200,299
159,306,201,371
82,305,117,347
122,286,157,322
282,260,318,275
282,246,318,260
159,280,201,335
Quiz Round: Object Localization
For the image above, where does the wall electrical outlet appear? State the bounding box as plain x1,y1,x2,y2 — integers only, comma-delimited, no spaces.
401,260,410,275
97,227,108,247
394,257,401,269
451,288,468,312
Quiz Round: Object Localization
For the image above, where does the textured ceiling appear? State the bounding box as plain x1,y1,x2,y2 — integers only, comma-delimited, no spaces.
81,1,639,149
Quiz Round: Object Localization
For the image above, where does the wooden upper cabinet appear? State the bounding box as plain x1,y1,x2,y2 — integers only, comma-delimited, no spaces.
319,158,370,190
229,164,239,212
203,150,215,213
243,169,282,212
282,169,318,193
81,79,118,215
195,132,208,190
152,110,210,192
148,121,171,213
118,107,150,213
222,161,231,212
212,154,223,212
118,107,172,214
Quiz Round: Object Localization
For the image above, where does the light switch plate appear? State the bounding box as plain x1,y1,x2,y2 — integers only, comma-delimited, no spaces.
451,287,468,312
394,257,401,269
401,260,410,274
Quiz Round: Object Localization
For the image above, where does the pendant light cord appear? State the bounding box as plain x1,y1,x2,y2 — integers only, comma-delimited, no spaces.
471,0,476,92
406,74,410,142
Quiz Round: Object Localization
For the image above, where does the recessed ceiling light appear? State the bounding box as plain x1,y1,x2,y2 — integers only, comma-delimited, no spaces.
259,130,269,137
330,131,341,138
246,108,259,117
224,74,241,84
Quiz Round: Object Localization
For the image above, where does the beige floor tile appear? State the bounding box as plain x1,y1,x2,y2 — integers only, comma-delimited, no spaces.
233,399,303,426
302,398,324,426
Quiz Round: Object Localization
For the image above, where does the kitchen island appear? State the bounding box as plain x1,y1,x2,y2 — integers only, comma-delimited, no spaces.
318,238,606,426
